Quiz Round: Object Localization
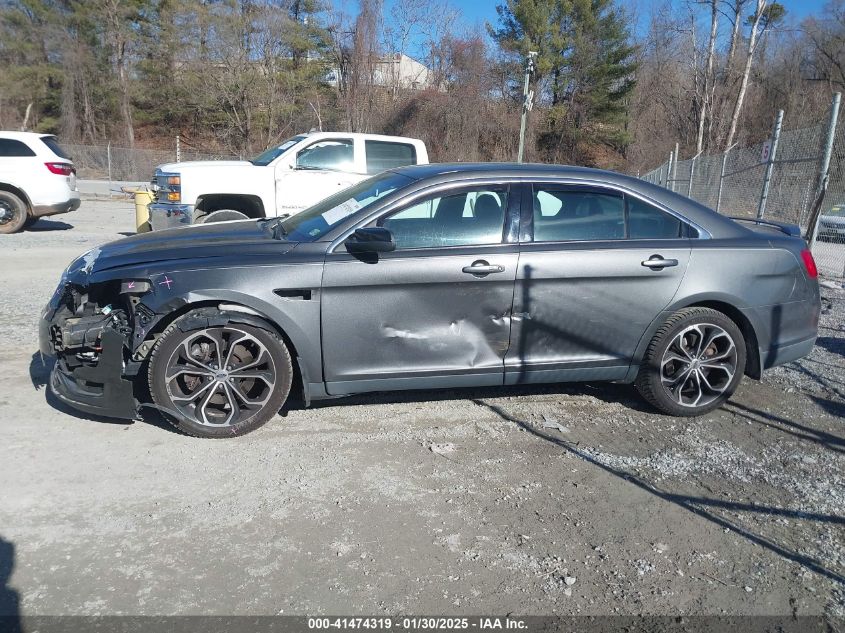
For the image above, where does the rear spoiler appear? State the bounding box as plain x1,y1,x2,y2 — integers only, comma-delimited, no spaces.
729,217,802,238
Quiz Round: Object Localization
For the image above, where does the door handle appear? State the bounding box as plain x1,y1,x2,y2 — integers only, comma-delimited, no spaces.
462,262,505,276
641,255,679,269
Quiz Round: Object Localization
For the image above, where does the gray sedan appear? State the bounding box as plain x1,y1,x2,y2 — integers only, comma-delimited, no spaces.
40,163,821,438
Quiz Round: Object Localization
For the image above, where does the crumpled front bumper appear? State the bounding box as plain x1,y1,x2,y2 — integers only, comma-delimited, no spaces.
39,305,139,420
149,201,194,231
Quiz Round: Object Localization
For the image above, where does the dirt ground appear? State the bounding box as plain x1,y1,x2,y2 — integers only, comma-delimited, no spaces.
0,197,843,619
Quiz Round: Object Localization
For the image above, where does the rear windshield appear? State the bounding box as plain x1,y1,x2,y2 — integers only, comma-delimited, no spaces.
41,136,70,159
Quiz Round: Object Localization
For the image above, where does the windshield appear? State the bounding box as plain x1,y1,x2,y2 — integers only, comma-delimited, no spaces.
278,172,414,242
251,135,306,166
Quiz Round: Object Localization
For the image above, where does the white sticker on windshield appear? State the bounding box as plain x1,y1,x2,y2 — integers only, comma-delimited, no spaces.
322,198,362,224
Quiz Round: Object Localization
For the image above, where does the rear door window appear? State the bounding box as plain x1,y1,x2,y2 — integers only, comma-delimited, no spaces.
365,141,417,174
627,196,684,239
0,139,36,157
40,136,70,159
532,187,625,241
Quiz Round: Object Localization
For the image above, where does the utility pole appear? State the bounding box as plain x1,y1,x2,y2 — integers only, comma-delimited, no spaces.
517,51,538,163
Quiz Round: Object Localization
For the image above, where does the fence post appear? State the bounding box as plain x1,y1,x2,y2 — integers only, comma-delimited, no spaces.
808,92,841,250
176,134,181,163
107,142,112,191
666,149,674,189
671,142,679,192
757,109,784,218
687,152,701,198
716,143,738,214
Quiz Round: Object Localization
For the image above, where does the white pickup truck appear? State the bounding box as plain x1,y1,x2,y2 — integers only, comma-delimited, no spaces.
148,132,428,230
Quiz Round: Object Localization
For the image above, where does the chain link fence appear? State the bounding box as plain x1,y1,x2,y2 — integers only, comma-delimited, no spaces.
641,95,844,279
64,143,237,182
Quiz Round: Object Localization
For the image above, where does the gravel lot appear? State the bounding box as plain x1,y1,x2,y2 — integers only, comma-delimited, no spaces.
0,197,843,619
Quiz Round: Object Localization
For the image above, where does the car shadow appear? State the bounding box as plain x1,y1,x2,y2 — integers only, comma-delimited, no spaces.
474,399,845,585
815,335,845,357
26,219,73,232
0,535,21,633
724,400,845,454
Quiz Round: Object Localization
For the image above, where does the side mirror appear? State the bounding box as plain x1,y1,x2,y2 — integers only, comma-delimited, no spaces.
345,227,396,254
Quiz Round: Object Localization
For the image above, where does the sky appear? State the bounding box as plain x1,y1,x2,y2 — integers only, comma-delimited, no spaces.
446,0,831,39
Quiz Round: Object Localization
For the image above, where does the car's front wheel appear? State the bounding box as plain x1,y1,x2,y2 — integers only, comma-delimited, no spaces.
148,310,292,438
635,308,746,416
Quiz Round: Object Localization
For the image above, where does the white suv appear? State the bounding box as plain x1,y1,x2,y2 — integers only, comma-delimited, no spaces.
0,131,80,234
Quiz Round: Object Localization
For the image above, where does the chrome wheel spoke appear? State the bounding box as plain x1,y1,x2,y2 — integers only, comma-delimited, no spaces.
230,347,271,373
223,332,250,369
203,329,227,368
701,342,735,363
662,364,693,387
171,379,214,403
219,383,241,425
688,371,704,406
179,339,215,371
166,366,214,381
228,380,271,408
197,383,222,424
230,370,274,385
670,338,696,361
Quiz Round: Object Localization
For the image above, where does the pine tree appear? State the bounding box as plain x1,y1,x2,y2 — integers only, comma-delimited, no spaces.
491,0,638,163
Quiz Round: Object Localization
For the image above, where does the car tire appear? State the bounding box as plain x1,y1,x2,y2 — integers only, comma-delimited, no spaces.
148,310,293,438
0,191,28,234
635,307,746,417
197,209,249,224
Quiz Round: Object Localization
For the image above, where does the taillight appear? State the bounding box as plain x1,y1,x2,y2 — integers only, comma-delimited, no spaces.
800,249,818,279
45,162,75,176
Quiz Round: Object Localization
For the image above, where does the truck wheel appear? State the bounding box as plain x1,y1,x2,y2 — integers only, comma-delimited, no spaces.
198,209,249,224
635,308,746,417
0,191,28,234
148,310,293,438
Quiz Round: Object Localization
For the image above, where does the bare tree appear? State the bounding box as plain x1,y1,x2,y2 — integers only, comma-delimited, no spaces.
695,0,719,153
724,0,768,148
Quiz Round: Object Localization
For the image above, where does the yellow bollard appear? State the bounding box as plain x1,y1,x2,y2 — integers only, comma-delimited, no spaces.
122,187,154,233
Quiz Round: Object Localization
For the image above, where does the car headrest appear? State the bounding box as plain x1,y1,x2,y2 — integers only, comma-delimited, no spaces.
474,194,501,224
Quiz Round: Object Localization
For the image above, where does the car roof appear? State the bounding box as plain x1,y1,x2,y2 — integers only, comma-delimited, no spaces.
0,131,55,141
302,131,424,145
387,162,750,239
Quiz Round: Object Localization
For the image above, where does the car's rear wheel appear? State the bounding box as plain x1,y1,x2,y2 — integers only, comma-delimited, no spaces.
148,311,292,438
635,308,746,416
0,191,28,234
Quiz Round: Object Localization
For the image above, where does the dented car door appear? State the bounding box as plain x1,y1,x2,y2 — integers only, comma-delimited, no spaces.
320,184,520,394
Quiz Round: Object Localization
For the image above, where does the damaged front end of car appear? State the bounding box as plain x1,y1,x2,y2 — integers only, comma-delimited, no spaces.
39,252,162,420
